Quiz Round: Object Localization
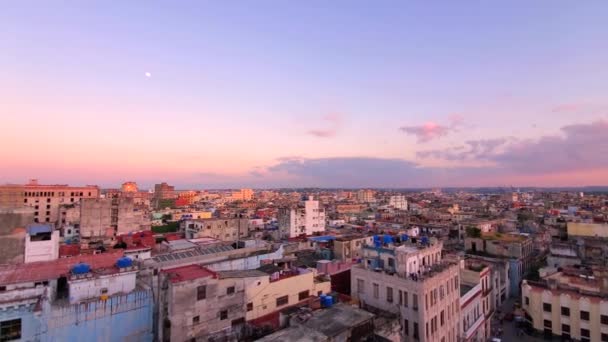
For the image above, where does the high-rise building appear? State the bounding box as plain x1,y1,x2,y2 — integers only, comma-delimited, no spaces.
0,179,100,224
278,196,326,238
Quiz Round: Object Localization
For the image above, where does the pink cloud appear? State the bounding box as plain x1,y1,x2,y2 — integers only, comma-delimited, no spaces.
306,113,344,138
400,115,465,143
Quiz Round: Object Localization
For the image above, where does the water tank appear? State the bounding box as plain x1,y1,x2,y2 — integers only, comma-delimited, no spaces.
72,263,91,275
421,236,429,245
321,295,333,308
373,235,380,243
116,257,133,268
401,234,409,242
383,235,393,244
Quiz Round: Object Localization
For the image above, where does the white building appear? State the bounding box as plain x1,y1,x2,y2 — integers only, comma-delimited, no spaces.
278,196,325,238
24,224,59,263
389,195,408,210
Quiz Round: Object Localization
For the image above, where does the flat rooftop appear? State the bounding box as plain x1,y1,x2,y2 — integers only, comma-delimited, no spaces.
162,264,217,283
0,251,124,285
301,303,374,337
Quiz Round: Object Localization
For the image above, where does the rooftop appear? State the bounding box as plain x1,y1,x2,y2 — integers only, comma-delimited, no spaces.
479,232,527,242
299,303,375,338
216,270,268,279
0,251,124,285
26,224,53,235
162,264,217,283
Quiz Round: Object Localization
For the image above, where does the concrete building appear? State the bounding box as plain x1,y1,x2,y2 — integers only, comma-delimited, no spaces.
244,265,331,321
182,218,253,241
336,204,366,214
0,252,153,341
159,264,248,342
459,259,494,341
389,195,408,210
522,265,608,341
0,207,35,263
257,303,376,342
567,222,608,238
278,196,326,238
351,236,461,342
464,255,511,309
0,179,99,224
154,182,176,199
333,234,373,262
231,188,254,201
24,224,59,263
357,189,375,203
80,197,151,244
465,232,534,297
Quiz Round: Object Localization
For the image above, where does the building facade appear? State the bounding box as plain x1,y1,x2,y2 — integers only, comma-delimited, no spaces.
351,237,461,342
278,196,326,238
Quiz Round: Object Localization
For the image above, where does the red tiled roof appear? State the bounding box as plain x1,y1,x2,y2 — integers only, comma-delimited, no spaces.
162,264,217,283
0,251,124,285
59,244,81,257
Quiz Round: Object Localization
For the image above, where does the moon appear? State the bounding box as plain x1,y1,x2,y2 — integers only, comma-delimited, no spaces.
145,72,151,78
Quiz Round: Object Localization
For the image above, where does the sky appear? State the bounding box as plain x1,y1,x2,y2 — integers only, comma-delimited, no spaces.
1,1,607,189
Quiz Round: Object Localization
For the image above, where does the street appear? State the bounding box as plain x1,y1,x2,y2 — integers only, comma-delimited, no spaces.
491,297,545,342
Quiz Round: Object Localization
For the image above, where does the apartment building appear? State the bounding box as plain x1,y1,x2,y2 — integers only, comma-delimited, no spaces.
357,189,375,203
230,188,254,201
522,265,608,342
389,195,408,210
159,265,249,342
0,179,99,224
459,259,494,341
333,234,373,262
465,231,534,297
182,218,253,241
464,255,510,308
351,236,461,342
80,197,151,243
278,196,325,238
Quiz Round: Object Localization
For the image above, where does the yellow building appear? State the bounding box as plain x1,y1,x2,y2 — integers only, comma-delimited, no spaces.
243,267,331,321
522,266,608,341
567,222,608,238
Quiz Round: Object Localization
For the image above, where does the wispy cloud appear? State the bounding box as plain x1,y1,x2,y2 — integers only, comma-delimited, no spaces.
399,115,464,143
306,113,343,138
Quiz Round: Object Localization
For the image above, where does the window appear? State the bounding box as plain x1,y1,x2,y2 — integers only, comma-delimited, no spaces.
602,315,608,325
247,303,253,312
197,285,206,300
561,307,570,316
404,291,408,307
543,303,551,312
373,283,379,299
413,294,418,310
387,287,393,303
298,290,309,301
581,310,590,321
562,324,570,333
357,279,364,293
398,290,403,305
276,295,288,307
404,319,409,336
440,310,445,326
0,319,21,341
46,205,50,209
413,322,419,340
602,333,608,342
226,286,235,295
220,310,228,320
544,320,551,328
581,328,590,338
193,316,199,324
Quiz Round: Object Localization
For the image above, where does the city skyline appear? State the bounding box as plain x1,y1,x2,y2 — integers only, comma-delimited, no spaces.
2,2,607,188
